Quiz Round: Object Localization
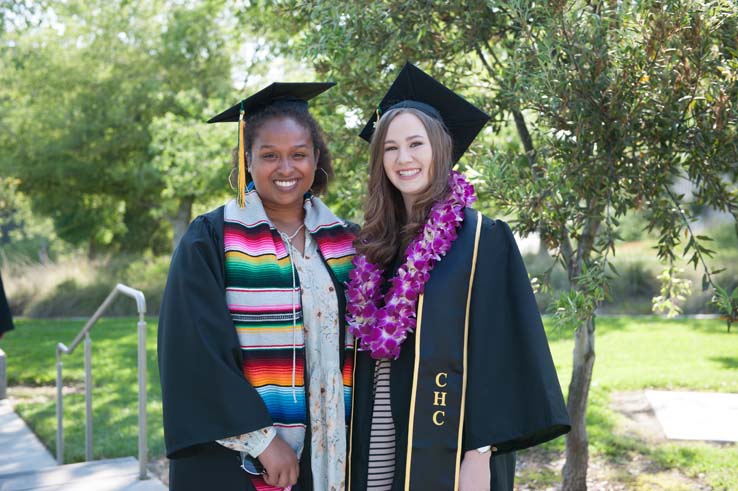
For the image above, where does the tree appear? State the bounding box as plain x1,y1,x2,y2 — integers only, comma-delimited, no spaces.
148,0,241,249
149,92,232,249
486,5,737,488
0,0,245,254
238,1,738,489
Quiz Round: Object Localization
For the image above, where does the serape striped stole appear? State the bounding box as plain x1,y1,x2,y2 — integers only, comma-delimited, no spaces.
223,195,356,465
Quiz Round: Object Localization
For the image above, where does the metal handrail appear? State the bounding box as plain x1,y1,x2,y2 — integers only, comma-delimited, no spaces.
55,283,148,480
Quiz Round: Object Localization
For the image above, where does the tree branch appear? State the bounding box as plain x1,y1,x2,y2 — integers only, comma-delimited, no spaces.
511,110,538,170
560,227,575,281
475,42,538,173
576,209,602,266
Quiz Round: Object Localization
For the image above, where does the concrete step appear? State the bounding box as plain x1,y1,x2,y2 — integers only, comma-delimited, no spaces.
0,457,167,491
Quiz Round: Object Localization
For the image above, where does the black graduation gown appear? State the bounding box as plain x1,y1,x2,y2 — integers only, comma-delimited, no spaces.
158,206,351,491
0,273,14,336
349,210,570,491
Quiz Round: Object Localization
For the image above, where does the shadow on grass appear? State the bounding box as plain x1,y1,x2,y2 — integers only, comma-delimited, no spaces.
710,356,738,370
543,315,638,343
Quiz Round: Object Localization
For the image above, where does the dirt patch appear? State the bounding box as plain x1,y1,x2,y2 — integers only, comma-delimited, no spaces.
610,390,666,443
7,384,84,406
516,447,632,491
516,448,709,491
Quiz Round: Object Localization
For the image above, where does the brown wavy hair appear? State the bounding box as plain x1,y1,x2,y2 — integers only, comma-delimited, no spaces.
229,100,334,195
356,107,454,268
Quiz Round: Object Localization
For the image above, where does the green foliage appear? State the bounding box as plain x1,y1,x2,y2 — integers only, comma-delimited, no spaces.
652,266,693,318
0,0,242,254
712,285,738,332
551,260,609,330
242,0,738,317
2,253,169,317
614,211,652,242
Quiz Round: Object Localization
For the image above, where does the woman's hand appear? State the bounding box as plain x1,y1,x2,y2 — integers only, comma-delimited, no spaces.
258,435,299,488
459,449,492,491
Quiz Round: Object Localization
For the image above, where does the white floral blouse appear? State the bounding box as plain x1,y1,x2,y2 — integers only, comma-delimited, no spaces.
218,231,347,491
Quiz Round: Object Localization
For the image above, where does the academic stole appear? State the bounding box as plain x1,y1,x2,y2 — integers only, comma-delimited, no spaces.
404,210,483,491
224,198,356,491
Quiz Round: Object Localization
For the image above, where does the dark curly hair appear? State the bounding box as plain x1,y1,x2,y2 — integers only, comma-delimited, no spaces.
229,100,334,195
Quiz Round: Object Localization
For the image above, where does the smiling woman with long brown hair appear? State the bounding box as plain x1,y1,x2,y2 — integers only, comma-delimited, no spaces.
346,63,570,491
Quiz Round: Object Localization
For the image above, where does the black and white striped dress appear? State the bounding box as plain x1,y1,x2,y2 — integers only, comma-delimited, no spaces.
366,359,396,490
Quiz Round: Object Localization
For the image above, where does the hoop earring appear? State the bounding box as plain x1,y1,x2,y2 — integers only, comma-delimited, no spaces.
228,167,237,191
309,167,330,196
316,167,329,180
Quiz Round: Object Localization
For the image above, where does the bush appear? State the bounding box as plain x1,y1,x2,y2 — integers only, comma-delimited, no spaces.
2,254,170,318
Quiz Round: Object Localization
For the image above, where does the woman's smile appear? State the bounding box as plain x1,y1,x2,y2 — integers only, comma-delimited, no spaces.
274,178,300,190
397,168,421,179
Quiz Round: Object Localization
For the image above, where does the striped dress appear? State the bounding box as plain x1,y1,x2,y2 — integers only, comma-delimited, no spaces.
367,359,396,490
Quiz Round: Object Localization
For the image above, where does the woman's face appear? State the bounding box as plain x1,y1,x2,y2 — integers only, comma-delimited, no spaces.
382,112,433,209
249,117,317,212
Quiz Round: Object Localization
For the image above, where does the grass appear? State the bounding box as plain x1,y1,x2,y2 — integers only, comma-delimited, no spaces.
2,315,737,489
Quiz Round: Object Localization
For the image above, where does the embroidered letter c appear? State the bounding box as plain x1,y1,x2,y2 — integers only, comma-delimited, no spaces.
435,372,448,388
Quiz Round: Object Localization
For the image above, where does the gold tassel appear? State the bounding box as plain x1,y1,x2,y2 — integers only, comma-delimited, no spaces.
237,107,246,208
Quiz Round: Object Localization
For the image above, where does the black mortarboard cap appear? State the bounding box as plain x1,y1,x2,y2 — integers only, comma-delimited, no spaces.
359,62,490,164
207,82,335,123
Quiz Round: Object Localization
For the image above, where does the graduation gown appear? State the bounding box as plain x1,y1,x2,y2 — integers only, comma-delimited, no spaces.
0,273,14,336
158,206,352,491
348,210,570,491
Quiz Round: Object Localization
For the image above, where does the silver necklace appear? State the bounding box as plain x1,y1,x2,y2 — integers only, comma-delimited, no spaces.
277,223,305,242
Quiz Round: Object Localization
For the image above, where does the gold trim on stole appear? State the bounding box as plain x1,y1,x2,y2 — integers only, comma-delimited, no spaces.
453,211,483,490
347,339,358,491
404,293,425,491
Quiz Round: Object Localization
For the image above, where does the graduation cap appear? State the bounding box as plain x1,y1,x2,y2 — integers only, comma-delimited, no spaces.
207,82,335,207
359,62,490,164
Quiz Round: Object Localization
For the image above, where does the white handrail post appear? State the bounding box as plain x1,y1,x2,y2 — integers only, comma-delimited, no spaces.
84,332,93,461
137,317,148,479
55,345,65,464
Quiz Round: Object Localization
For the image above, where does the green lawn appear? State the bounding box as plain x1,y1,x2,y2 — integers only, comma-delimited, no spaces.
1,316,737,489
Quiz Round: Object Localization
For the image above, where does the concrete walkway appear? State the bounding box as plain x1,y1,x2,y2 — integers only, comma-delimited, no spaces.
0,399,56,475
0,400,167,490
0,457,167,491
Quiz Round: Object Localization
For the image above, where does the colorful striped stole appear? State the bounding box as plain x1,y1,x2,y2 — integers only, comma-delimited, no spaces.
223,192,356,473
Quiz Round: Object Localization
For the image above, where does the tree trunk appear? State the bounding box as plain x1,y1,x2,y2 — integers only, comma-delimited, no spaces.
171,197,193,251
562,315,596,491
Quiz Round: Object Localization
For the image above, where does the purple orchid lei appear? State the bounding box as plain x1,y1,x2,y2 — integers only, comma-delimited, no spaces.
346,170,477,360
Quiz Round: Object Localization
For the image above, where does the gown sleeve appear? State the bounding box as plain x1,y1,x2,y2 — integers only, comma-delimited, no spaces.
158,213,272,458
464,217,570,454
0,273,14,336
